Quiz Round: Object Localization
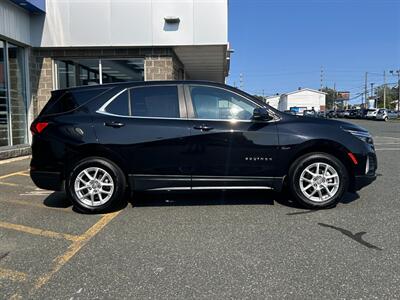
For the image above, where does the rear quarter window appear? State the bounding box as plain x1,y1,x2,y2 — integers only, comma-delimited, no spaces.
41,87,109,116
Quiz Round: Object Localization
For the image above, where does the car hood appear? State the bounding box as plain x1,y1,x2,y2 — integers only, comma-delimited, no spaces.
286,115,369,133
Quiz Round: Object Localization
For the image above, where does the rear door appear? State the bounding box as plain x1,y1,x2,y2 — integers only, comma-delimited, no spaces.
184,84,280,189
93,84,192,190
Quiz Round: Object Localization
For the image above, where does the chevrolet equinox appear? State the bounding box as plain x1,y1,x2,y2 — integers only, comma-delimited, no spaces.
30,81,377,212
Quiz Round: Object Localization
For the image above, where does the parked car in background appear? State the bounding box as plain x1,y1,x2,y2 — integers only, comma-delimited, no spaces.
326,110,337,118
344,110,351,118
348,109,358,118
356,109,368,119
303,110,317,117
30,80,377,212
317,111,326,118
366,109,379,119
336,110,346,118
376,109,399,121
284,110,297,115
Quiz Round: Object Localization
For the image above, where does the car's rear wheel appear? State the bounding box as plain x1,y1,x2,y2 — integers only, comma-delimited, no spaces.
289,153,349,209
67,157,126,213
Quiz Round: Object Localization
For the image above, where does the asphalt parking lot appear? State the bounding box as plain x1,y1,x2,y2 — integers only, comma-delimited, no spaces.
0,119,399,299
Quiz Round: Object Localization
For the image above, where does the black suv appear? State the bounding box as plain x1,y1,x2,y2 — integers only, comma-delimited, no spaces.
30,81,377,212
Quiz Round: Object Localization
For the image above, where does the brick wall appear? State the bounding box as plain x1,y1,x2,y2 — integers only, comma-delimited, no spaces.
29,47,184,117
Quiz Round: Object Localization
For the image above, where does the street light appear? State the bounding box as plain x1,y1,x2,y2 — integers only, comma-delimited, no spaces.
389,70,400,112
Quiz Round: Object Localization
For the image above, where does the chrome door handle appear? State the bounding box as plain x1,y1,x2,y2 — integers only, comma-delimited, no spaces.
104,121,125,128
193,125,213,132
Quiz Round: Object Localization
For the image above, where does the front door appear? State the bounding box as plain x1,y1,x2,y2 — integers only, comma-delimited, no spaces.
184,84,280,189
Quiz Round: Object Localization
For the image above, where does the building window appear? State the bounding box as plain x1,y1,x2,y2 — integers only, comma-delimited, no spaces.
55,58,144,89
0,41,8,147
0,40,28,148
8,43,28,145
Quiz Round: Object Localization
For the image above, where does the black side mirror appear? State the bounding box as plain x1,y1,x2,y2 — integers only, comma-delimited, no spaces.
252,107,271,121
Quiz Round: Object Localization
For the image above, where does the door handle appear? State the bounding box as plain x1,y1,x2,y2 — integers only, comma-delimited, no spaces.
193,125,213,132
104,121,125,128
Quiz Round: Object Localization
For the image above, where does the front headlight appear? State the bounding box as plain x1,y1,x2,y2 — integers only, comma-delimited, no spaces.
344,129,374,145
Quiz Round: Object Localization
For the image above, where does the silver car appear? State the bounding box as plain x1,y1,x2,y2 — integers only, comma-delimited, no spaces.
376,109,399,121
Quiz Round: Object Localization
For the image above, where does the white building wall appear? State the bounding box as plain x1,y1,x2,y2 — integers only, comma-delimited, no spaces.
0,0,30,45
286,90,326,112
265,95,280,109
30,0,228,47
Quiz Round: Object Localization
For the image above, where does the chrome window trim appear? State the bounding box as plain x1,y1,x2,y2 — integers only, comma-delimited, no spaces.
96,84,280,123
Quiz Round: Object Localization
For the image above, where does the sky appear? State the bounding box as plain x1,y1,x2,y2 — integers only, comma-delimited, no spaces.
227,0,400,103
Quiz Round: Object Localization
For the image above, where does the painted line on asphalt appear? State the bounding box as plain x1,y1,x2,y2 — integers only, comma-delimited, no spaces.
0,199,72,213
0,267,27,282
32,211,121,291
0,170,30,180
0,156,30,165
375,148,400,151
0,221,79,242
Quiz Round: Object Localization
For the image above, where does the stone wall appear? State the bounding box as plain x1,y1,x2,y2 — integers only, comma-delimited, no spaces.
29,47,184,117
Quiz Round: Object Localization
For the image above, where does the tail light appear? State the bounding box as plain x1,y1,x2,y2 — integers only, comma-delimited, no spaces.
30,121,49,135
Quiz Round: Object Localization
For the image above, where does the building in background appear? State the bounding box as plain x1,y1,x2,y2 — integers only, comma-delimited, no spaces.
278,88,326,113
265,94,280,109
0,0,230,159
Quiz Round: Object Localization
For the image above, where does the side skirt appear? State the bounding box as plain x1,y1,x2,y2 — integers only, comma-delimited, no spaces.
129,175,285,192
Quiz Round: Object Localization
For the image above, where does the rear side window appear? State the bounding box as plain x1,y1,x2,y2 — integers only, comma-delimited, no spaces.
104,86,180,118
41,88,108,116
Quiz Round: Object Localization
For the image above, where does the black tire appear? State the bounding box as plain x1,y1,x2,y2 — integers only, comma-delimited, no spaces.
288,152,349,209
66,157,127,213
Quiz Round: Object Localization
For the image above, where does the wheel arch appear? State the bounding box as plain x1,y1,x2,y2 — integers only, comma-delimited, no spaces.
287,139,356,189
64,144,130,187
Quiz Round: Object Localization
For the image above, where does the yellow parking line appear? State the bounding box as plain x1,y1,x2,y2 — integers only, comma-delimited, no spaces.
0,199,72,213
0,181,19,187
0,267,27,282
18,172,30,177
33,211,121,290
0,221,79,242
0,170,30,180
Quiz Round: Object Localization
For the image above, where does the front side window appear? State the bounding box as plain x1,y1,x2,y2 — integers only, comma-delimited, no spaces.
189,86,256,120
104,86,180,118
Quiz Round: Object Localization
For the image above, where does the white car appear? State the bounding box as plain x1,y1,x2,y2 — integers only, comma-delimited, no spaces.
366,109,378,119
376,109,399,121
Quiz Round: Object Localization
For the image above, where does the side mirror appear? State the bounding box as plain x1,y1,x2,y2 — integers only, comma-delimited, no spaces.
252,107,271,121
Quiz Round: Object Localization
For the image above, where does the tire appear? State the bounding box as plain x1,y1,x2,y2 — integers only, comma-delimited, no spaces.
66,157,127,213
384,117,388,122
288,153,349,209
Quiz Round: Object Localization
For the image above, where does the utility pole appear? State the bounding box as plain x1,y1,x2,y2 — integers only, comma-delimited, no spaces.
239,73,243,90
333,82,336,110
383,71,386,109
320,66,324,91
390,70,400,112
364,72,368,108
370,83,375,108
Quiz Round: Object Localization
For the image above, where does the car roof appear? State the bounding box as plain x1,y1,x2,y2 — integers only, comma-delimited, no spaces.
54,80,229,93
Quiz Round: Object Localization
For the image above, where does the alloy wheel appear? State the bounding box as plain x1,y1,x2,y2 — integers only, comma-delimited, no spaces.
299,162,340,202
74,167,114,207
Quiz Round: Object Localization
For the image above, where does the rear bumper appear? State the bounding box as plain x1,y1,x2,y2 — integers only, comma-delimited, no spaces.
30,170,64,191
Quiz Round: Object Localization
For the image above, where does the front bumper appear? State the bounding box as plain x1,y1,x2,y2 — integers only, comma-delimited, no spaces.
30,170,64,191
354,174,377,191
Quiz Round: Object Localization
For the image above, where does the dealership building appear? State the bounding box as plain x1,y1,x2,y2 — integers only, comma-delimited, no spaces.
0,0,230,159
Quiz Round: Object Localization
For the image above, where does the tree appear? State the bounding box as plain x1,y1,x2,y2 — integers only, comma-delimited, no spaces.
375,85,398,109
321,87,336,110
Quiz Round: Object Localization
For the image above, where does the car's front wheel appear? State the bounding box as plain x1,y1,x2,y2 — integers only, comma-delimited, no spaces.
67,157,126,213
289,153,349,209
